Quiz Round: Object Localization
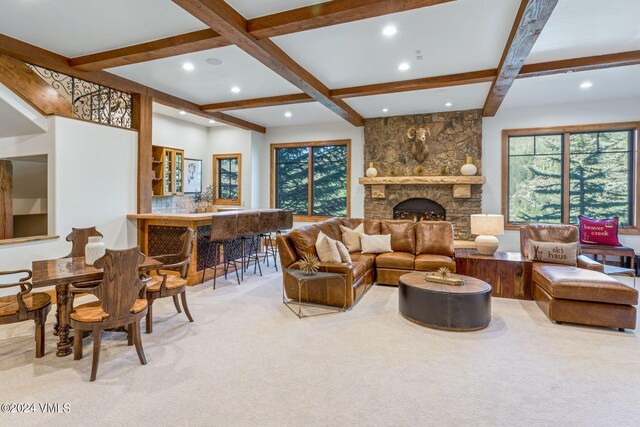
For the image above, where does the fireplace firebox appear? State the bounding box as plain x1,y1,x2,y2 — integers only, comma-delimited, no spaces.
393,198,446,222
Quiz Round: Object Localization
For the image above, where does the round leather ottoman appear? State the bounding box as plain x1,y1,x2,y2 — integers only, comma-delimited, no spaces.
399,272,491,331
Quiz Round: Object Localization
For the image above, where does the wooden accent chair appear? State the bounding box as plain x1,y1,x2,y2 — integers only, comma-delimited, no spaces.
145,228,195,334
0,269,51,358
69,248,148,382
65,227,103,257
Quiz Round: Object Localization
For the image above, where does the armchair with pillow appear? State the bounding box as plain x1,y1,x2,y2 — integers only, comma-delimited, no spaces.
521,223,638,330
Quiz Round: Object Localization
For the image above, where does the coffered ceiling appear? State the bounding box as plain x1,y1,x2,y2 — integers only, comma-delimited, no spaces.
0,0,638,129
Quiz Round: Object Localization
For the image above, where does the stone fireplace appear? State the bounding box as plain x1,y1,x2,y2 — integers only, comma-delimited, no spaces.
362,109,483,241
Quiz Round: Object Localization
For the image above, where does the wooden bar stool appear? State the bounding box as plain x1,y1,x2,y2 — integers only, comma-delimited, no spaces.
65,227,103,257
145,228,195,334
69,248,148,382
202,214,240,289
0,269,51,358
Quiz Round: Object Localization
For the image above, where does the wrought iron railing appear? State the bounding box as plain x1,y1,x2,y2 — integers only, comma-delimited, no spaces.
26,64,132,128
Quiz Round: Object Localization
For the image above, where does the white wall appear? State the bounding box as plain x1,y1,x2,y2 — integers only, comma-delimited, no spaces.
0,117,138,291
483,97,640,252
208,126,254,207
153,114,211,189
262,121,365,219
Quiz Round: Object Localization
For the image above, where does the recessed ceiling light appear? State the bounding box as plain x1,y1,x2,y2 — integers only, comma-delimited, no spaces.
284,111,292,118
209,120,215,124
382,25,397,37
206,58,223,66
445,102,452,107
231,86,241,93
382,108,389,113
182,62,194,71
179,110,186,115
398,62,410,71
580,81,593,89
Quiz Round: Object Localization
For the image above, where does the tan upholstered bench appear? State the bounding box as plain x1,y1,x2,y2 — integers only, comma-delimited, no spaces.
532,264,638,331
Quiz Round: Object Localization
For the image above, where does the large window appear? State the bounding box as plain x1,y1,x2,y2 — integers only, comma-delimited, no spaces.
503,123,638,231
212,153,241,205
271,140,350,220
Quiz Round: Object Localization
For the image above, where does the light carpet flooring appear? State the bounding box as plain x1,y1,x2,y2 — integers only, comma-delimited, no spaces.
1,267,639,427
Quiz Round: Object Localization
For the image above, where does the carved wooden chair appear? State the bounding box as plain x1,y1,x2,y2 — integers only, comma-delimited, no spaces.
65,227,103,257
0,270,51,358
69,248,148,382
145,228,195,334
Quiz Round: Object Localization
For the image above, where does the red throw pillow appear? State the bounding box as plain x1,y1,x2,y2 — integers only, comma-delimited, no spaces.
578,215,621,246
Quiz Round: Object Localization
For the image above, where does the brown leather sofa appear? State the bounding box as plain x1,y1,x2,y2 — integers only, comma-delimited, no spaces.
521,224,638,331
276,217,455,309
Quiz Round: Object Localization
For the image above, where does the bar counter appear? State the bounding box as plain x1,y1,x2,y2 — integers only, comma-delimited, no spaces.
128,211,247,285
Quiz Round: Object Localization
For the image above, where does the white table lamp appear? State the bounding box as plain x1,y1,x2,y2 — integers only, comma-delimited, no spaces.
471,214,504,255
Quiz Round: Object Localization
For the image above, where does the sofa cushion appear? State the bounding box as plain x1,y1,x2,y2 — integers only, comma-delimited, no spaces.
381,220,416,253
288,224,322,258
533,264,638,305
528,240,578,266
415,221,455,256
349,252,375,270
375,252,415,269
315,232,342,263
319,217,343,241
414,254,456,272
336,241,352,263
340,224,365,252
361,234,393,254
363,219,382,235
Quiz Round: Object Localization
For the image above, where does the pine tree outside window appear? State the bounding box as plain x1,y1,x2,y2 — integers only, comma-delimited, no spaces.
271,140,350,220
503,123,638,232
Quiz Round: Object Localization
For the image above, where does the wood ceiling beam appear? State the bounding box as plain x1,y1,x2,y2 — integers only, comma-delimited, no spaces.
172,0,364,126
68,0,453,71
0,33,265,132
482,0,558,117
201,93,314,112
518,50,640,78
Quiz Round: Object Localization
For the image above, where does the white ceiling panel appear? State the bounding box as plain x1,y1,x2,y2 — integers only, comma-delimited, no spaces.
226,0,323,19
227,102,342,128
153,103,226,128
272,0,519,89
110,45,302,104
0,0,207,57
527,0,640,64
502,65,640,110
344,83,492,118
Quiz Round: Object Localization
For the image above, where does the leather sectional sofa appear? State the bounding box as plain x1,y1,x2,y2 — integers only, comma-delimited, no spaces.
276,217,455,309
521,224,638,331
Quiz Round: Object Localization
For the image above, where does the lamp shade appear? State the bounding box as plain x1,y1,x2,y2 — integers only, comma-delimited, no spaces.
470,214,504,236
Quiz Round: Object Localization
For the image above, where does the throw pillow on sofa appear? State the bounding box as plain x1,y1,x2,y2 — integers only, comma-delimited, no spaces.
578,215,622,246
315,231,342,263
528,240,577,266
336,241,352,263
361,234,393,254
340,224,365,252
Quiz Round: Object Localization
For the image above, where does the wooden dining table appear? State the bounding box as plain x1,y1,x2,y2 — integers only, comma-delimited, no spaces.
32,256,162,357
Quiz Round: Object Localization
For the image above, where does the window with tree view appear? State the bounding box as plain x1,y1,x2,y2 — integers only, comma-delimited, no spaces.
506,127,635,227
213,154,241,205
273,141,349,218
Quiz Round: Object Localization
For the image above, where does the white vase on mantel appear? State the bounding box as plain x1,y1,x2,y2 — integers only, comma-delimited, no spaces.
85,236,106,266
460,156,478,176
366,162,378,177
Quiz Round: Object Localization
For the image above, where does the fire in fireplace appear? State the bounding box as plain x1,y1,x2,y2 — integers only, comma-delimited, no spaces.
393,198,446,222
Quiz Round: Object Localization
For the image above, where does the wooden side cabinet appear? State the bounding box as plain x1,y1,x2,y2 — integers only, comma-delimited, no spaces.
152,146,184,196
455,251,533,300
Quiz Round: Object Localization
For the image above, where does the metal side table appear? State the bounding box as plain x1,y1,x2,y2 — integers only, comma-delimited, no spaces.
283,269,347,319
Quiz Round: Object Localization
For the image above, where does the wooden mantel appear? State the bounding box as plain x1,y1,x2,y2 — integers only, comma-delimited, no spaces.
358,175,486,199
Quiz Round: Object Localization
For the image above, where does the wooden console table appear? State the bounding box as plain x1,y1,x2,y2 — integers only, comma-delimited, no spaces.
455,251,532,300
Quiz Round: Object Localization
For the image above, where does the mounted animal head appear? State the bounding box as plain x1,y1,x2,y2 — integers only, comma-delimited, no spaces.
406,126,431,162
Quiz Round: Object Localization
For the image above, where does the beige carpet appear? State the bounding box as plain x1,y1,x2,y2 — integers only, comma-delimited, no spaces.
1,268,639,427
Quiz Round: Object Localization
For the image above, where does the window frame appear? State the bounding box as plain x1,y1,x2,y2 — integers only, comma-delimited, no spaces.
502,122,640,234
212,153,241,206
270,140,351,222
